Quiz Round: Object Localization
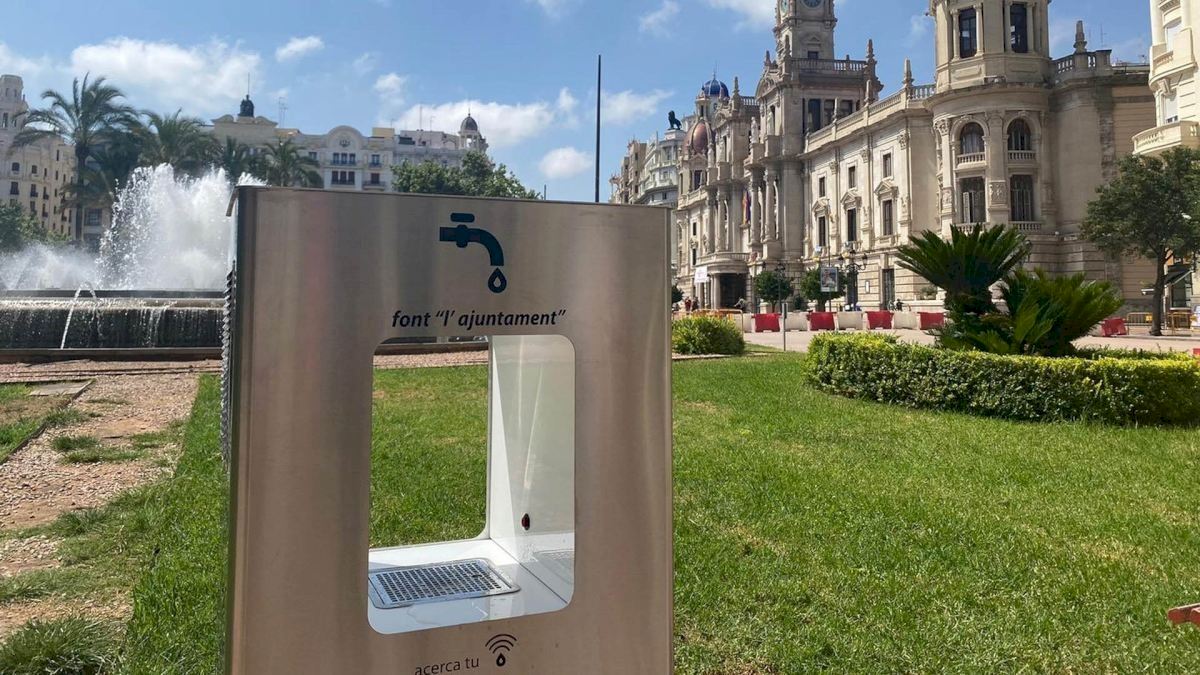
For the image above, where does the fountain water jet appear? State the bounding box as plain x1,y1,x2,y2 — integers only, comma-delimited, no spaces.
0,165,258,350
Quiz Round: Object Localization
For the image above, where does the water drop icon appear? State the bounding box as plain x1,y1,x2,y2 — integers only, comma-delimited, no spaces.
496,653,506,667
488,268,508,294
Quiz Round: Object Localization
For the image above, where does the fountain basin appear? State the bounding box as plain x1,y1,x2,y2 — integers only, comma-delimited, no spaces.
0,298,223,349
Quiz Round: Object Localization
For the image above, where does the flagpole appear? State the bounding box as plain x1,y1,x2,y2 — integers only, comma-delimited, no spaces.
595,54,602,204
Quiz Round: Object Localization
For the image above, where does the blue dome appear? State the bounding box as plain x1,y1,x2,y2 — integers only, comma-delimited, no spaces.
701,78,730,99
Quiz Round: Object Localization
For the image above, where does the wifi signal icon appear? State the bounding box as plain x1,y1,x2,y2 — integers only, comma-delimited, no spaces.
485,633,517,667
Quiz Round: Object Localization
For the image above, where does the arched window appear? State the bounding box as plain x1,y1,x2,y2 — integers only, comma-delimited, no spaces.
1008,119,1032,152
959,123,985,155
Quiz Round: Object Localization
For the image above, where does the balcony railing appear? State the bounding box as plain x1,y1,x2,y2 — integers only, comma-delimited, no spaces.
911,84,937,100
1008,150,1036,163
954,221,1043,233
796,58,867,74
956,152,986,166
1134,120,1200,155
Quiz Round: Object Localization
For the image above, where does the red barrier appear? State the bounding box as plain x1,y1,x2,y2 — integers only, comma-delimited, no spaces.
866,311,894,330
753,313,780,333
808,312,836,331
918,312,945,330
1193,348,1200,358
1101,318,1129,337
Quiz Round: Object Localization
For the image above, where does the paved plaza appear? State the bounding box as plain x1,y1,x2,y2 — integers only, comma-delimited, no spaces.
745,328,1200,354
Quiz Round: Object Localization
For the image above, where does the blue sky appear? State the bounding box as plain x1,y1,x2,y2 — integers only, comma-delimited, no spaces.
0,0,1151,202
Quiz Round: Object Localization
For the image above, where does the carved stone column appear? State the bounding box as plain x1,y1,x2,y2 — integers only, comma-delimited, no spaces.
750,175,764,251
717,187,730,253
764,168,778,243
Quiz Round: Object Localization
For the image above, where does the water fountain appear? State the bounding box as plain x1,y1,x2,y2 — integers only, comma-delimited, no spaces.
0,165,248,352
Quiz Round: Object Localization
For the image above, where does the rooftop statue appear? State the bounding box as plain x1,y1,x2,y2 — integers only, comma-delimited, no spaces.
668,111,683,131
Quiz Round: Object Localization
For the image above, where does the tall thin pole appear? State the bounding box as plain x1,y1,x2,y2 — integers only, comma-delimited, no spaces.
595,54,602,203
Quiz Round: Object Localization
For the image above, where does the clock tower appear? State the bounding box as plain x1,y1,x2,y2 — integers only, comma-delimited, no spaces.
776,0,837,61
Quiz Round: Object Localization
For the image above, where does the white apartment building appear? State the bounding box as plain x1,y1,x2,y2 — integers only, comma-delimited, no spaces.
210,95,489,192
1134,0,1200,308
0,75,79,241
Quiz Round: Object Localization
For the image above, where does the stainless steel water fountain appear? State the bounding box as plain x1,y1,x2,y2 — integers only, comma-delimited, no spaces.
225,187,672,674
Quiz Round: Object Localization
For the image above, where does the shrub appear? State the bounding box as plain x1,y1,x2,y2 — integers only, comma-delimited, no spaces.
0,618,116,675
672,316,746,356
807,333,1200,426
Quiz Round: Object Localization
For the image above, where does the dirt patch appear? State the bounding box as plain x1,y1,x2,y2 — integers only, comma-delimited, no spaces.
0,594,129,637
0,374,197,531
0,535,58,577
0,395,66,428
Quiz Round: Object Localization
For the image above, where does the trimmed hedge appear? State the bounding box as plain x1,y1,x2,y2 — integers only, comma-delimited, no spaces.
807,333,1200,426
672,315,746,356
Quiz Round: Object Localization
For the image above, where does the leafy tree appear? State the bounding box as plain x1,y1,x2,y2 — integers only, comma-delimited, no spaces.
392,150,540,199
13,74,139,239
64,131,146,213
1083,147,1200,336
215,138,262,186
671,285,684,306
0,202,50,252
259,138,322,188
755,270,793,312
799,268,846,312
895,224,1029,317
140,110,215,176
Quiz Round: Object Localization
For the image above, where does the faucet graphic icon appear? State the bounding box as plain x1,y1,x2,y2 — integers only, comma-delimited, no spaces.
439,212,507,293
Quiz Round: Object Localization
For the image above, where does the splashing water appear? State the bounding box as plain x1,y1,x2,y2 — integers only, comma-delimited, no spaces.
0,164,260,291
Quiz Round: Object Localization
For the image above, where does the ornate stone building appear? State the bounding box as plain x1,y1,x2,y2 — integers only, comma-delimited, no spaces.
674,0,1157,312
610,129,684,208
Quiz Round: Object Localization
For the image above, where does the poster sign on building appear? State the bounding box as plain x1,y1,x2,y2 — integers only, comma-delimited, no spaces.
694,266,709,285
819,266,839,294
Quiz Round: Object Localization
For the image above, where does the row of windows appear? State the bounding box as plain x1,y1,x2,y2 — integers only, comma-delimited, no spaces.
817,153,896,199
960,175,1036,223
815,200,896,250
958,119,1033,154
958,3,1032,59
331,170,356,186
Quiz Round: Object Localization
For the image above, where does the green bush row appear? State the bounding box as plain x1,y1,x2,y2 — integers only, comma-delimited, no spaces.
672,315,746,356
807,333,1200,426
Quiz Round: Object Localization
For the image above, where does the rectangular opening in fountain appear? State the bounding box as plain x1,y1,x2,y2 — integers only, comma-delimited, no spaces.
368,334,575,636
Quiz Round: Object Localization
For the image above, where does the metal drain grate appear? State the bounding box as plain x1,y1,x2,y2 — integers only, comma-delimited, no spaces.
368,559,519,609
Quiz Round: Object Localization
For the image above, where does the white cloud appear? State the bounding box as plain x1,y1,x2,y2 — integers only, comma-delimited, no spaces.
374,72,407,97
539,146,592,179
0,43,54,80
704,0,774,29
275,36,324,63
374,72,409,123
70,38,262,117
904,14,930,47
557,88,578,114
640,0,680,36
352,52,378,76
602,89,673,125
526,0,576,17
390,99,560,148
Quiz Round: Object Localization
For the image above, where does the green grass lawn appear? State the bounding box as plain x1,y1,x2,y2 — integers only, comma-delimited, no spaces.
32,356,1200,672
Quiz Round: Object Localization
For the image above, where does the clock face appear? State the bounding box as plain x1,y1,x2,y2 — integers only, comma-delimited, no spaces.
803,0,822,7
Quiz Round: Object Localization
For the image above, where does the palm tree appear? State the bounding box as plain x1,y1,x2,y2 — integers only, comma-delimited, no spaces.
895,224,1030,316
140,110,215,177
216,138,262,185
13,74,139,239
62,134,145,213
260,138,321,188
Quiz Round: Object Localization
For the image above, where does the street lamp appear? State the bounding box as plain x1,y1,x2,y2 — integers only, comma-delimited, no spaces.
837,241,869,311
776,260,788,353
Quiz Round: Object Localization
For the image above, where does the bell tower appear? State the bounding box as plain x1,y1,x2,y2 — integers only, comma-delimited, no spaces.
776,0,836,61
930,0,1052,91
